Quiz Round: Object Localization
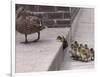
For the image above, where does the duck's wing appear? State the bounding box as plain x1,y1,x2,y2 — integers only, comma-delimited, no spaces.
25,16,41,26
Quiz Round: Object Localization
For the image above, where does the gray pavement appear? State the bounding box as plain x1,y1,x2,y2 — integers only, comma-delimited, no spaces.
16,28,70,73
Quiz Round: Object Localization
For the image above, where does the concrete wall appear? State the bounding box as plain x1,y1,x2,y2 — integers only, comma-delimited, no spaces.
16,4,79,28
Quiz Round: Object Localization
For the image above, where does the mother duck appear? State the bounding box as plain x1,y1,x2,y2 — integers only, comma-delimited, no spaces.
16,7,45,43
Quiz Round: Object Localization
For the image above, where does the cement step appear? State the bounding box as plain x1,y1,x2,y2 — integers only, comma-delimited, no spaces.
16,28,70,73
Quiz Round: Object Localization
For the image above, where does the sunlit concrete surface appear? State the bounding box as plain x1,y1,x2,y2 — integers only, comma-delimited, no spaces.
60,8,94,70
16,28,70,73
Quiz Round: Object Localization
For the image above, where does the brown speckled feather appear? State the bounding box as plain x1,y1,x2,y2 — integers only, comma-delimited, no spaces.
16,15,45,34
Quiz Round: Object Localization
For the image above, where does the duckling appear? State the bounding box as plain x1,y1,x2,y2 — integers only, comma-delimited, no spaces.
77,47,82,61
84,44,89,61
80,49,88,62
62,36,68,50
56,36,68,50
56,36,63,42
78,44,88,62
70,42,93,62
78,48,85,61
90,48,94,61
72,47,79,60
84,44,88,49
71,44,74,49
74,41,79,48
80,44,84,49
70,44,75,57
16,7,45,43
70,44,76,58
84,44,94,61
84,48,91,62
75,48,80,58
71,43,81,60
70,41,78,57
79,44,93,62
